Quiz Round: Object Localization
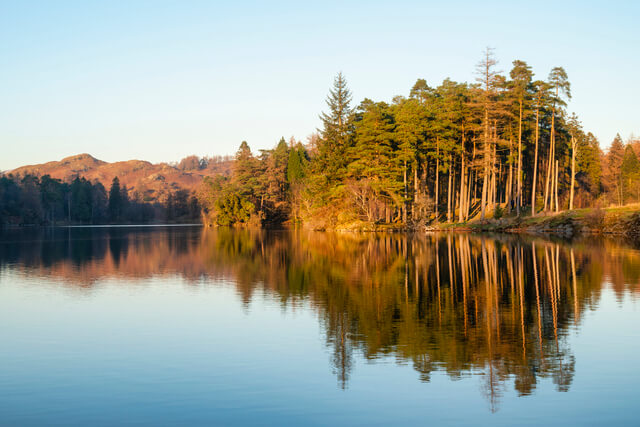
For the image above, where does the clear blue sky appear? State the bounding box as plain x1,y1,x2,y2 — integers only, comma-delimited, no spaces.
1,0,638,170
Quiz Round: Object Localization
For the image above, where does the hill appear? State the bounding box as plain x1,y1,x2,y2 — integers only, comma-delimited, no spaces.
7,153,232,202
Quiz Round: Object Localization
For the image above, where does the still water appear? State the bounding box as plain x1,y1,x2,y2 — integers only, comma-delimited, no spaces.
1,226,639,425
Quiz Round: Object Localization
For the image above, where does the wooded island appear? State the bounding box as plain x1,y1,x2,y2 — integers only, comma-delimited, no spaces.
198,49,637,230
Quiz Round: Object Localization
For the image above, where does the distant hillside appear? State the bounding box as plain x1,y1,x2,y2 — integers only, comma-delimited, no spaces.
7,153,232,202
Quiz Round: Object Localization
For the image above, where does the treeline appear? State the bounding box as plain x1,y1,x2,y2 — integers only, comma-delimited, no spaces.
200,49,640,228
174,154,233,174
0,174,200,226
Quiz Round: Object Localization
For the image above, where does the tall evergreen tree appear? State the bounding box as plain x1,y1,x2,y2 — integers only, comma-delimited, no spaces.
409,78,433,104
620,144,640,203
108,176,122,222
395,97,430,222
509,60,533,214
606,134,625,205
348,100,401,221
317,72,353,179
544,67,571,212
475,47,500,219
287,144,308,184
530,80,551,215
576,132,602,200
92,181,108,223
233,141,260,199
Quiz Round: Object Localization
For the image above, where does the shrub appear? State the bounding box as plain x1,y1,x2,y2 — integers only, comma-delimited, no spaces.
214,193,255,226
493,205,504,220
585,206,605,229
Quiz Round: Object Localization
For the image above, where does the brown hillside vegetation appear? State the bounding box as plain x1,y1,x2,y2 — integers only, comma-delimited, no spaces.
8,153,232,202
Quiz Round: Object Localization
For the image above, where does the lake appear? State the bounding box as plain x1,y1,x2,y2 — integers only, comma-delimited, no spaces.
1,226,639,425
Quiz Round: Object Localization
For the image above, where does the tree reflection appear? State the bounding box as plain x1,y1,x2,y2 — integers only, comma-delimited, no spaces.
1,227,639,410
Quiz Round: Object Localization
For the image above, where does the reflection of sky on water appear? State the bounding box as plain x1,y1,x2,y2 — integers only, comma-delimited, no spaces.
1,227,639,425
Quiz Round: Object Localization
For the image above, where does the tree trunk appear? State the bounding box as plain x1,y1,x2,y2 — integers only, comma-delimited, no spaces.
403,160,407,223
466,169,473,221
506,136,513,213
481,110,489,220
435,139,440,223
569,136,576,210
458,131,466,223
555,160,560,212
447,154,453,222
531,105,540,216
517,99,523,216
490,133,497,210
468,137,477,221
423,159,429,198
413,161,419,219
544,110,556,211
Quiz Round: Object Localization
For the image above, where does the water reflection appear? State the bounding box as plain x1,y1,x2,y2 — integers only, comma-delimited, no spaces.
1,226,639,412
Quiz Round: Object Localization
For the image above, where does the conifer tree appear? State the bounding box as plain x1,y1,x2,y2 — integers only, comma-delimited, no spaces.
509,60,533,215
577,132,602,201
530,80,551,215
395,97,430,222
475,48,500,219
606,134,625,205
620,144,640,203
409,78,433,104
286,142,309,224
544,67,571,212
317,72,353,179
108,176,122,222
287,144,308,184
349,99,400,221
268,137,290,203
233,141,260,200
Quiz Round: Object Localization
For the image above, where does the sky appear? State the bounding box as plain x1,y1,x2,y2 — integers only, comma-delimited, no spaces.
1,0,638,171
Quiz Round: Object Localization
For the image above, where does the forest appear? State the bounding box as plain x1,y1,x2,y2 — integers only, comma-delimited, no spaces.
2,49,640,228
199,49,640,229
0,174,201,225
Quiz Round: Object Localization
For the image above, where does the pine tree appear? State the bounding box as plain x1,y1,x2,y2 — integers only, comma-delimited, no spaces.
577,132,602,199
606,134,625,205
434,79,466,222
348,100,401,221
395,97,430,222
108,176,122,222
620,144,640,203
120,184,130,220
317,72,353,179
268,137,290,202
92,181,108,223
509,60,533,215
475,48,500,220
544,67,571,212
286,143,309,225
530,80,551,215
233,141,260,200
287,144,308,184
409,78,433,104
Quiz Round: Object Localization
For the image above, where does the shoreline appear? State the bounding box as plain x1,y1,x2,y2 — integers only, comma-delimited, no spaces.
5,206,640,238
331,205,640,238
